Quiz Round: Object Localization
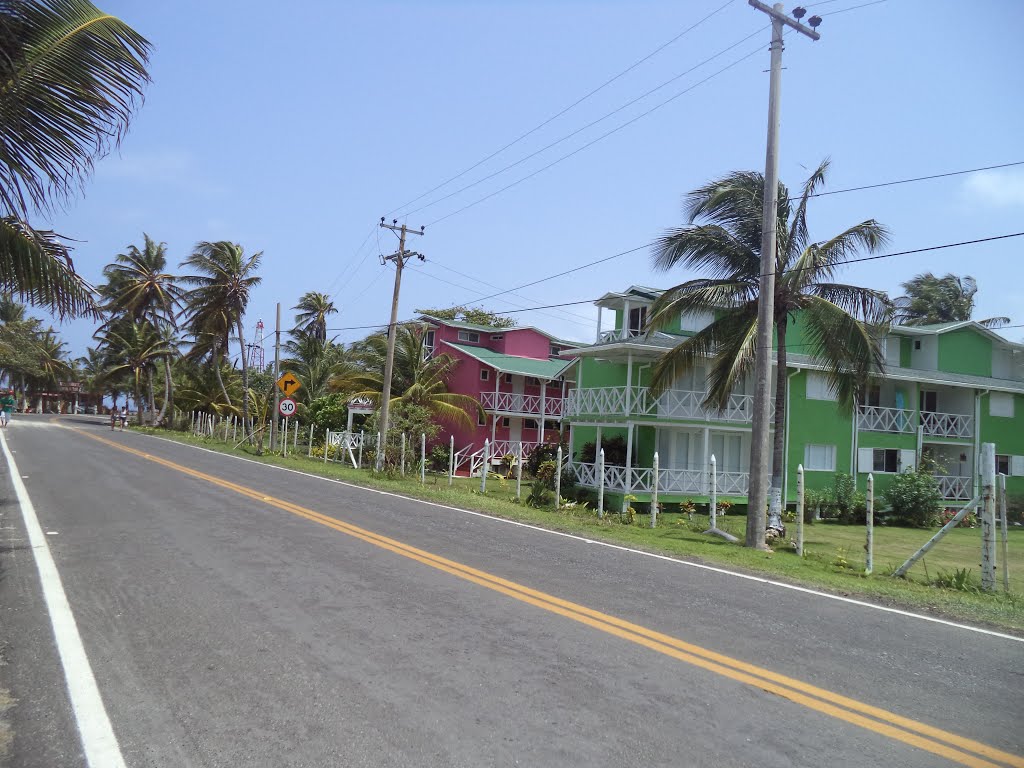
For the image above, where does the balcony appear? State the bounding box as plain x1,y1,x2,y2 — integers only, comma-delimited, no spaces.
934,475,972,501
480,391,564,418
856,406,974,439
572,461,748,496
566,386,760,423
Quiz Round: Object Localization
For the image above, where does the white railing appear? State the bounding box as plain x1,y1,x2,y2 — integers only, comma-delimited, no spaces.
327,430,364,449
469,440,533,476
935,475,972,501
570,462,747,496
598,328,645,343
480,391,564,417
921,411,973,439
857,405,916,434
566,385,760,423
452,443,475,474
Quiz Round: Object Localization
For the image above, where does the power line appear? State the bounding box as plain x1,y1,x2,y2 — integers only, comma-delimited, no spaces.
804,160,1024,201
386,0,738,217
401,25,767,220
426,44,767,228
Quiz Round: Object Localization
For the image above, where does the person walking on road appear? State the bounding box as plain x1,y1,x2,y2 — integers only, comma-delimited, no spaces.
110,407,118,431
119,405,128,431
0,389,15,428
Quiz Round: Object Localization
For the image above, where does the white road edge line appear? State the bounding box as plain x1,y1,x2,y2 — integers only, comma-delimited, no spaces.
127,429,1023,643
0,432,127,767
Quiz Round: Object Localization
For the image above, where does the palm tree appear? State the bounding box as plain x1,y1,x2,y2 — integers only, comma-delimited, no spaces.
292,292,338,342
341,326,482,430
0,0,150,318
97,322,175,425
181,241,262,422
27,329,70,411
100,234,184,424
894,273,1009,329
283,331,350,403
649,159,892,547
78,346,108,411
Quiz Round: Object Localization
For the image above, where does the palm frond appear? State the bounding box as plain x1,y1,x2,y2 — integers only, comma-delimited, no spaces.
0,0,151,218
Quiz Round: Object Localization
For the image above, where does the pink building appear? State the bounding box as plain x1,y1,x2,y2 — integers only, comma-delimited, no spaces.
419,314,579,461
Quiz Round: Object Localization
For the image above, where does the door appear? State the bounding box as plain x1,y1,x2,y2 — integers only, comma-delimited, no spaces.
919,390,937,413
628,306,648,336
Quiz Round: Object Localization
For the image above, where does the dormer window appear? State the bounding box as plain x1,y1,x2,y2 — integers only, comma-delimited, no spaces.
458,330,480,343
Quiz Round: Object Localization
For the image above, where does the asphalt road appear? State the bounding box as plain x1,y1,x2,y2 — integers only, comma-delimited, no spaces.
1,415,1021,767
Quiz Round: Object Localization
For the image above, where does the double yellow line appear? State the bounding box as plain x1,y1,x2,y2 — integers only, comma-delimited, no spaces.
75,429,1022,768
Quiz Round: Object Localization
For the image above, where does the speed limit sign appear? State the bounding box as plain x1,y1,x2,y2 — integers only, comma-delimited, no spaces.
278,397,297,417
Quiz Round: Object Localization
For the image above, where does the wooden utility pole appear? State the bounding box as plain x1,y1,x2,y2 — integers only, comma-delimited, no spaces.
745,1,821,548
375,218,425,471
270,302,281,451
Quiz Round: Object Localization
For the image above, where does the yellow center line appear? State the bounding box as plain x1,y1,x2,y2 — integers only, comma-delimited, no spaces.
72,428,1022,768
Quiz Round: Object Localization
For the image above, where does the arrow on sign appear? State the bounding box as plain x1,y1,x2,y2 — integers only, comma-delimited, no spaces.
276,372,302,396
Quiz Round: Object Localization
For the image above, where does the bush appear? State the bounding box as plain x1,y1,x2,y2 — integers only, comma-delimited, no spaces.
428,444,450,472
536,460,558,489
305,393,352,441
883,469,943,527
525,479,552,508
525,443,559,476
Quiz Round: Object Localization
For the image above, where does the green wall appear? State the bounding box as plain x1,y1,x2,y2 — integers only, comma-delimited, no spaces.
938,328,992,377
784,370,854,500
980,392,1024,496
900,336,912,368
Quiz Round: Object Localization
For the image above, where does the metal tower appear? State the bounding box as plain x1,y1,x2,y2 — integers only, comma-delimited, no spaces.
246,319,265,371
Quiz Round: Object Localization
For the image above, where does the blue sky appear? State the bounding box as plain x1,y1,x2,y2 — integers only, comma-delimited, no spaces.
38,0,1024,358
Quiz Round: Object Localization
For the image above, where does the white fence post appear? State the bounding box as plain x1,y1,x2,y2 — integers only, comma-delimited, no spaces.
865,473,874,575
375,432,382,469
294,420,298,450
448,435,455,486
481,439,490,493
516,449,523,501
597,448,605,519
400,433,406,476
981,442,996,592
999,473,1010,592
651,451,659,528
357,431,364,468
796,464,805,558
232,416,237,443
307,424,314,457
709,454,717,529
420,433,426,484
554,445,563,509
324,430,330,464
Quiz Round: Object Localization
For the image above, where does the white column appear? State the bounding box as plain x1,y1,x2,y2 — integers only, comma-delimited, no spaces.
347,407,354,432
539,380,546,445
622,300,630,339
702,427,710,494
625,352,633,416
596,307,603,342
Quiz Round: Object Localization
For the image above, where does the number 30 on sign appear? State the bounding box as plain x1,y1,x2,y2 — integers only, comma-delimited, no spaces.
278,397,297,417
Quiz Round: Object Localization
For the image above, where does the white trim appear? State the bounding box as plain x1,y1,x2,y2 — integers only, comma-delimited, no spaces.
126,429,1024,643
0,432,127,767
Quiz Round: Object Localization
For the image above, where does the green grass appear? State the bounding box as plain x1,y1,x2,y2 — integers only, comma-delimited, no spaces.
135,427,1024,634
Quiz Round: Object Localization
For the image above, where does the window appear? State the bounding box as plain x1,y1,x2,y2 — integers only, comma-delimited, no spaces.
544,420,559,431
914,340,921,350
477,411,487,426
480,368,490,381
504,373,513,384
423,330,435,358
873,448,899,473
804,444,836,472
523,418,538,430
501,417,510,428
627,306,648,336
997,454,1010,476
680,310,714,333
806,371,837,401
550,345,560,356
990,392,1014,418
458,330,480,343
710,433,743,472
526,376,541,386
884,337,901,367
491,334,504,341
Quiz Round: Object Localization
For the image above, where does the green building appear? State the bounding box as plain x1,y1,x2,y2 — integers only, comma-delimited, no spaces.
562,285,1024,511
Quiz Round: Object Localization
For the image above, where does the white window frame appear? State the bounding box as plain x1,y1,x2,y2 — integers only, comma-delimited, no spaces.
806,371,838,401
680,310,714,333
491,334,504,341
990,392,1014,418
480,368,489,381
803,444,836,472
458,330,480,343
996,454,1010,476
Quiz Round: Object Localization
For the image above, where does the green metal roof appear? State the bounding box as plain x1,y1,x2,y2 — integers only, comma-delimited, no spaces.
445,342,571,378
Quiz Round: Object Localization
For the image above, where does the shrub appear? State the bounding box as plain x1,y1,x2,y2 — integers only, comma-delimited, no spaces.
428,444,450,472
305,393,352,441
525,443,560,476
526,479,552,508
939,507,976,529
536,460,558,489
883,469,943,528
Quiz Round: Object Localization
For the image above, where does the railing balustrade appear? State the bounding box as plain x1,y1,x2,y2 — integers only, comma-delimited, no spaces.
569,461,747,496
934,475,972,501
565,386,759,423
480,391,564,417
921,411,973,439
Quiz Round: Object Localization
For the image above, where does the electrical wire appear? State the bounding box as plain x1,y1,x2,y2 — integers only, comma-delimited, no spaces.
386,0,739,217
400,25,767,220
